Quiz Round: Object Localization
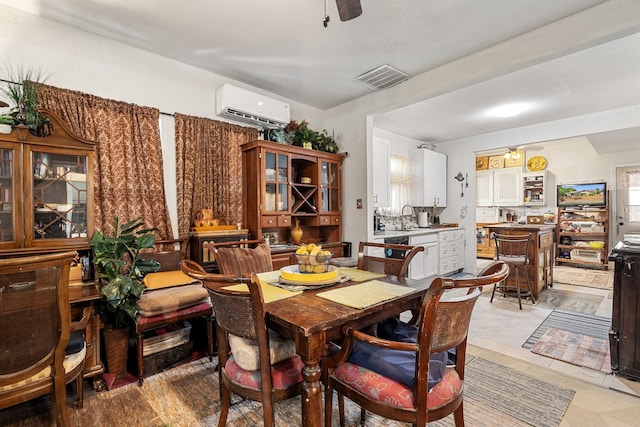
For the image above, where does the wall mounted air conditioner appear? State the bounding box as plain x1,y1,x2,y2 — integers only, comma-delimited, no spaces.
216,83,290,129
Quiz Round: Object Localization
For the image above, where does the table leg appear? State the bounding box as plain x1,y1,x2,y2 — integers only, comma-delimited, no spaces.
297,331,326,427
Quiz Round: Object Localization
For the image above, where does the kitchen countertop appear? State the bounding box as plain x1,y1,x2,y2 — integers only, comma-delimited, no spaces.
373,226,462,240
487,223,556,231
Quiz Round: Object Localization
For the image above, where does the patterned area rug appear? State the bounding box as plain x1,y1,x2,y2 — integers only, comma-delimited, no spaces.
482,286,604,315
531,328,611,373
1,356,575,427
553,265,613,289
523,309,611,349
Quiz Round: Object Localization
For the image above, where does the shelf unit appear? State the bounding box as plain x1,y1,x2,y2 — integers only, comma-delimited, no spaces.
555,206,609,270
523,171,546,206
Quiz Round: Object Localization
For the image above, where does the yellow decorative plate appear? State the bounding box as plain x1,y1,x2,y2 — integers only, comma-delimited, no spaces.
280,265,339,284
527,156,547,172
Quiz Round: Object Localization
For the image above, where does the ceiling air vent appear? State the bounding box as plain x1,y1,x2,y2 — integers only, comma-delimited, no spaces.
355,64,410,91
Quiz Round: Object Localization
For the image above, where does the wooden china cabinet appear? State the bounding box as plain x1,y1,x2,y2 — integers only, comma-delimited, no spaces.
241,140,344,268
0,109,104,384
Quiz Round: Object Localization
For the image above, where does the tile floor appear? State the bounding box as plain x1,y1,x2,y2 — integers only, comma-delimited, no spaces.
466,260,640,426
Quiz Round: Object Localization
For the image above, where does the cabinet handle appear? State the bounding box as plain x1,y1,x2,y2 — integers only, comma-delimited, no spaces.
267,219,273,224
334,218,339,223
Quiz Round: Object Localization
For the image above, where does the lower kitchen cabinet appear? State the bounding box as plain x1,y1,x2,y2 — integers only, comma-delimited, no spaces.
409,233,438,280
439,229,464,276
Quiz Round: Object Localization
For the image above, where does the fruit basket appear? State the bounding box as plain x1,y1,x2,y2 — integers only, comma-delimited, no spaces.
294,243,333,273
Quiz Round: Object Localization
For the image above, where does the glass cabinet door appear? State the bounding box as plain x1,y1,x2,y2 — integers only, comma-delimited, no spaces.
264,150,289,213
0,145,16,244
30,150,89,241
320,160,339,213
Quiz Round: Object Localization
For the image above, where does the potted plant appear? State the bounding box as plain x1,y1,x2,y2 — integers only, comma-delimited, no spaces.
282,120,339,153
0,65,52,136
89,216,160,378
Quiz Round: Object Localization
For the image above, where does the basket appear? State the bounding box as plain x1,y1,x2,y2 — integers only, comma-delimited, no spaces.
570,249,602,263
295,252,332,273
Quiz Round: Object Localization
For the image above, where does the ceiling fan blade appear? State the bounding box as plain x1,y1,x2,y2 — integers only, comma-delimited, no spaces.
336,0,362,21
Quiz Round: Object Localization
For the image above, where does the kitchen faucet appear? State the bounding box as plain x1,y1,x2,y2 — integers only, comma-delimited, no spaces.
401,204,415,230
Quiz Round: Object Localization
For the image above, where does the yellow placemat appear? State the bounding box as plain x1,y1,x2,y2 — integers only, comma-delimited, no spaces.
337,268,386,282
222,281,302,303
316,280,414,309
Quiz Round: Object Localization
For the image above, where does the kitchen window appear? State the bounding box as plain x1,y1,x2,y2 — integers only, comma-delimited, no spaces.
389,154,411,216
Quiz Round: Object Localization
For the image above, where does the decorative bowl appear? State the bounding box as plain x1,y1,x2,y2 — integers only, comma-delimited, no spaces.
301,176,312,184
589,241,605,249
295,252,332,273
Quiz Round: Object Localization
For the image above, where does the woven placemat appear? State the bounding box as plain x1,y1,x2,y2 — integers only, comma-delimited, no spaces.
337,268,386,282
316,280,414,309
222,282,301,303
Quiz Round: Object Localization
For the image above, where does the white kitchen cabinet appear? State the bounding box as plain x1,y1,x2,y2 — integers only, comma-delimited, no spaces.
476,168,522,207
411,148,447,207
438,229,465,276
409,233,439,280
372,136,390,207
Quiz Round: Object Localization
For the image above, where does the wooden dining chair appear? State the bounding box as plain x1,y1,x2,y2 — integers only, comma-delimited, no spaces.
0,251,87,426
203,239,273,276
322,261,509,427
357,241,424,279
180,263,303,427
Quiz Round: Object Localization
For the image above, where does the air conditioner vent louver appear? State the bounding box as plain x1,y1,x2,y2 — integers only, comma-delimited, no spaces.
355,64,410,91
216,84,290,129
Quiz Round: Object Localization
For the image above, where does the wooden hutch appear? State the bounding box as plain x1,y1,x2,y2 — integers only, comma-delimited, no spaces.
0,109,104,384
241,140,344,269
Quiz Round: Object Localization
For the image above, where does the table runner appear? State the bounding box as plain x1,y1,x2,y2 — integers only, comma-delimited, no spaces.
316,280,414,309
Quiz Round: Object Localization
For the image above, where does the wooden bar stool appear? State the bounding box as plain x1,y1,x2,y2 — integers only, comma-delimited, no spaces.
490,233,536,310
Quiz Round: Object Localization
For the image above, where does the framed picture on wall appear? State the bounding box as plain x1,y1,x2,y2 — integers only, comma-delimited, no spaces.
504,150,524,167
476,156,489,170
489,155,504,169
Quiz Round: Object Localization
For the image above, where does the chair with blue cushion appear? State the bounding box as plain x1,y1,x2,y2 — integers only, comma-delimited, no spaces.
322,261,509,427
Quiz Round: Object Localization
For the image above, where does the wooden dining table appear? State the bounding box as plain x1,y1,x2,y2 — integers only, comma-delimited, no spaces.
258,269,429,427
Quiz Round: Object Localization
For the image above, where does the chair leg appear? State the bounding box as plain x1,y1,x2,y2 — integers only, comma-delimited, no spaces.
218,382,231,427
360,407,366,425
207,315,214,361
76,373,84,409
338,394,346,427
324,383,333,427
453,400,465,427
514,267,523,310
52,374,70,427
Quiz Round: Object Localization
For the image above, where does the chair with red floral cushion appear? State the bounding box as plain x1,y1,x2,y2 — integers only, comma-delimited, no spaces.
180,263,302,427
322,261,509,427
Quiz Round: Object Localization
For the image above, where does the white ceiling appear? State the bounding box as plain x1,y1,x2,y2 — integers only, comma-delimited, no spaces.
1,0,639,147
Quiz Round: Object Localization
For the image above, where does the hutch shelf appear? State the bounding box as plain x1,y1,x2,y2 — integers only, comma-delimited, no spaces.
555,206,609,270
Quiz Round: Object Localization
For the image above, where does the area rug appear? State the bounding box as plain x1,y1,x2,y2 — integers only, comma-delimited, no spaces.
553,265,613,289
523,309,611,349
482,286,605,315
2,356,575,427
530,328,611,373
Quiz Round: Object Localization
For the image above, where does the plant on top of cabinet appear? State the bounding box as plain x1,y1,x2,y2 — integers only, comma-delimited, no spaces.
276,119,339,153
0,65,51,137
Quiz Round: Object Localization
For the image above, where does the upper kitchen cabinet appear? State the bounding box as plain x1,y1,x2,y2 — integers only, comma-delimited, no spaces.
411,148,447,207
0,109,95,255
523,171,548,206
372,136,390,207
242,140,344,246
476,167,522,207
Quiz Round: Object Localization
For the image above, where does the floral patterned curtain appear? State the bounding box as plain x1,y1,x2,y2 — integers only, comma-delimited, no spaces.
37,84,173,239
174,114,258,238
623,168,640,222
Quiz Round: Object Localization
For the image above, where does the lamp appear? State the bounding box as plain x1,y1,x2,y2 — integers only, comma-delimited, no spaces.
504,148,521,160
